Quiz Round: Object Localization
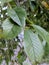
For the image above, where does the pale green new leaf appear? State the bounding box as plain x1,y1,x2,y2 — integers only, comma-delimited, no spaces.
24,30,44,64
33,25,49,45
2,18,21,39
7,7,21,26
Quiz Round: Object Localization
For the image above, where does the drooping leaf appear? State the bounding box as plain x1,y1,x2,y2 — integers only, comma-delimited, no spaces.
14,7,26,28
33,25,49,60
7,7,21,26
2,18,21,39
33,25,49,45
23,29,44,64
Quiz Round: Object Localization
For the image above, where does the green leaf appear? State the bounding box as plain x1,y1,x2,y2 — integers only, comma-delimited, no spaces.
0,0,12,5
23,29,44,64
33,25,49,45
2,18,21,39
29,0,37,12
14,7,26,28
7,7,21,26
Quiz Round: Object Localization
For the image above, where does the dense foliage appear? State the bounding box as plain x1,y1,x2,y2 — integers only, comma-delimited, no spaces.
0,0,49,65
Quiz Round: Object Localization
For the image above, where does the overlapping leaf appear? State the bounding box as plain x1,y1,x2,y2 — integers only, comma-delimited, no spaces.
7,7,21,26
33,25,49,45
13,7,26,27
2,18,21,39
23,29,44,64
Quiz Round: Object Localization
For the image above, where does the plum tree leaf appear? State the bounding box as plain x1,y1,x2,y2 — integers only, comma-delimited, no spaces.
13,7,26,28
23,29,44,64
2,18,21,39
33,25,49,45
7,7,21,26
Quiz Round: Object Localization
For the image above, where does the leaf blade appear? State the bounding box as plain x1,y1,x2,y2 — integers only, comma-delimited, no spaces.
23,29,44,64
33,25,49,45
2,18,21,39
13,7,26,27
7,7,21,26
